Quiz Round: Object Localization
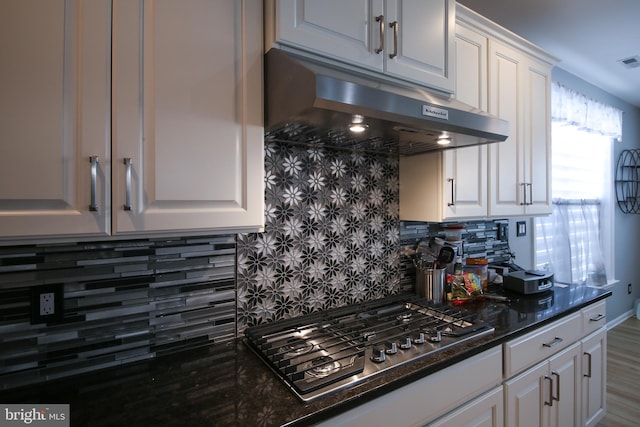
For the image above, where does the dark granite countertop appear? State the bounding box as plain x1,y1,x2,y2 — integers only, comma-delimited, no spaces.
0,285,610,426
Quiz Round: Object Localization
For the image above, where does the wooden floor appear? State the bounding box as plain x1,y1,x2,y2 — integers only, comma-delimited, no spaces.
596,315,640,427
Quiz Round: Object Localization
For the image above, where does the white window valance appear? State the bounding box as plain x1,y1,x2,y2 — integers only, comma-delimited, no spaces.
551,81,623,139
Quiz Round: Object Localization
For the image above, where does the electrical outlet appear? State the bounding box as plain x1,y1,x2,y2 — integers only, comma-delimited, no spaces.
497,223,508,241
31,284,64,324
40,292,55,315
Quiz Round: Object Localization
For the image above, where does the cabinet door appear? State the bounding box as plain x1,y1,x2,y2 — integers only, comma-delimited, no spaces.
399,22,486,223
548,342,581,427
522,58,552,215
384,0,455,92
0,0,111,240
504,361,548,427
582,329,607,427
505,342,582,427
488,39,552,217
112,0,264,234
488,40,525,217
399,152,444,222
442,23,488,219
274,0,384,70
428,386,503,427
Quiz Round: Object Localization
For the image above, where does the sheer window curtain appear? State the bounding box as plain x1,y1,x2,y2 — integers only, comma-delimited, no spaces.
535,82,622,286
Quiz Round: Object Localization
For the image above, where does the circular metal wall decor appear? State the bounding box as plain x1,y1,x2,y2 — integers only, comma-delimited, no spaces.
615,149,640,214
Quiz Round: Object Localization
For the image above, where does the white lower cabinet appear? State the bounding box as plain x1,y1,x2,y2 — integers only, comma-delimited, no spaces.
503,301,607,427
504,341,581,427
314,347,502,427
581,328,607,427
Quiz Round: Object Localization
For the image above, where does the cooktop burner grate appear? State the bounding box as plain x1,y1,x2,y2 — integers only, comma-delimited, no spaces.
244,294,494,401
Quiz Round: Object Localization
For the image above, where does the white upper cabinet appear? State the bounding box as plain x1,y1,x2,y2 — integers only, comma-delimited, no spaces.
267,0,455,93
0,0,112,239
488,39,552,217
272,0,384,70
441,22,489,219
112,0,264,235
399,22,487,222
0,0,264,243
383,0,454,91
400,6,555,222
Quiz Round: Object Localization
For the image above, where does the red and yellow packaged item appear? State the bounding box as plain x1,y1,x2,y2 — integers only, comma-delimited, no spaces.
448,272,483,305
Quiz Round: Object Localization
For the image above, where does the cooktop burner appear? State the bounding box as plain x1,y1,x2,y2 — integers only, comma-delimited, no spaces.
305,356,342,378
244,294,494,401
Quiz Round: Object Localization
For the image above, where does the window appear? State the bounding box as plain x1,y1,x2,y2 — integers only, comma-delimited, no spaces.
534,82,621,286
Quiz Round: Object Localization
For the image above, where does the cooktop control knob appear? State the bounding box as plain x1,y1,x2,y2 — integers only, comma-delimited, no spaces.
384,341,398,355
400,337,412,350
428,329,442,343
413,332,425,344
371,347,386,363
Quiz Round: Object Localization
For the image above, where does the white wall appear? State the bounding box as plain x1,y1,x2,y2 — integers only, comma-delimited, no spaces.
507,217,534,269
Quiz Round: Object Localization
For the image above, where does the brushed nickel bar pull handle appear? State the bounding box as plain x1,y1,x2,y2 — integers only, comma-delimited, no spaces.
520,183,527,205
544,376,553,406
584,352,593,378
527,183,533,205
447,178,455,206
551,372,560,402
389,21,398,58
542,336,563,348
124,158,132,211
89,156,99,212
375,15,384,54
590,313,606,322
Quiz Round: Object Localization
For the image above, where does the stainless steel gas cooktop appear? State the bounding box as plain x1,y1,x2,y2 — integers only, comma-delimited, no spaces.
244,294,494,401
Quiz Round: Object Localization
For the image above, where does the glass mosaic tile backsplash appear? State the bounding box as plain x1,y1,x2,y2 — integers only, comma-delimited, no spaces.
0,236,236,389
237,131,401,329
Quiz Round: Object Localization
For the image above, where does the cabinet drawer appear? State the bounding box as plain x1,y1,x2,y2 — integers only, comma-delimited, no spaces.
503,312,581,378
582,300,607,336
316,347,502,427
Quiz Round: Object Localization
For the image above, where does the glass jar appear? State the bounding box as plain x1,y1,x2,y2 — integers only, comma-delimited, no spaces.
465,257,489,291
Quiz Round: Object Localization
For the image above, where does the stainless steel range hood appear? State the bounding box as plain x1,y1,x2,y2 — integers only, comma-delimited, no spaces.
265,49,509,155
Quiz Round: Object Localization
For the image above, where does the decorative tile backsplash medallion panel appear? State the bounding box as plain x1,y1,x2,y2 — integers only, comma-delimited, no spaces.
237,126,401,329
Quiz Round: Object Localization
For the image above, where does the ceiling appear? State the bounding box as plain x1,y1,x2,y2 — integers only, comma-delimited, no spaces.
457,0,640,107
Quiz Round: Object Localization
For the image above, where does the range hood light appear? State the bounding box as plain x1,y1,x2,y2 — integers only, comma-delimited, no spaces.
437,132,452,145
349,114,368,133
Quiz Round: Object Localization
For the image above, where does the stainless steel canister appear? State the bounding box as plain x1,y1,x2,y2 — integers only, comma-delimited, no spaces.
416,267,447,303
